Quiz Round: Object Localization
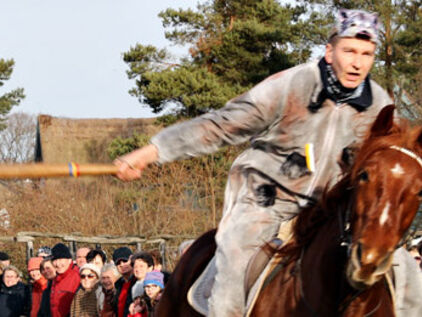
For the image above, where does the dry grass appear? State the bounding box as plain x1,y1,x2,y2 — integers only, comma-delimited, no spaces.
0,145,242,272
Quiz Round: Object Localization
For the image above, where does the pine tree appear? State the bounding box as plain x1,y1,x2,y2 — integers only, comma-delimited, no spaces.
394,1,422,113
123,0,314,118
0,58,25,129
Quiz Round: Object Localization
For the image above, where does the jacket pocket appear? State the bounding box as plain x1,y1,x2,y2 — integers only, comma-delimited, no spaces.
280,152,309,179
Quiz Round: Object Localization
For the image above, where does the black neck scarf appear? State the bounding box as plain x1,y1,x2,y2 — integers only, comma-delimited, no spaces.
309,58,373,113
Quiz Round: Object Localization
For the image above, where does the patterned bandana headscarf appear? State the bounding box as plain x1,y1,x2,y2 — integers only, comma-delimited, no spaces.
330,9,380,43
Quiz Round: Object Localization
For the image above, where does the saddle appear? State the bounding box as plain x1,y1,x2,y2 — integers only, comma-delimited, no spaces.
187,219,295,315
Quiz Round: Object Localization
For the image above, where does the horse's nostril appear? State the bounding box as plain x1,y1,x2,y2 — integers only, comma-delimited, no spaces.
356,243,363,265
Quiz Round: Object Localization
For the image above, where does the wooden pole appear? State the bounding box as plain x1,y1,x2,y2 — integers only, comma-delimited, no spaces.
0,163,118,179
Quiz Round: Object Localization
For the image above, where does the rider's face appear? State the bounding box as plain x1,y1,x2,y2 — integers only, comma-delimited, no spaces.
325,37,376,89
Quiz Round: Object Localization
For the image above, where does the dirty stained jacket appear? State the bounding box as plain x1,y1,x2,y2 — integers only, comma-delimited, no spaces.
151,59,392,218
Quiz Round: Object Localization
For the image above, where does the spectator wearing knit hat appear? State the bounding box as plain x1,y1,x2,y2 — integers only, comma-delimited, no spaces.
143,271,164,301
37,246,52,258
0,251,10,267
28,257,48,317
128,271,164,317
0,252,10,279
49,243,80,317
70,263,101,317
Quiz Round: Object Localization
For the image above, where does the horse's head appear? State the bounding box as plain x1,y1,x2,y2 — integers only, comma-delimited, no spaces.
346,105,422,289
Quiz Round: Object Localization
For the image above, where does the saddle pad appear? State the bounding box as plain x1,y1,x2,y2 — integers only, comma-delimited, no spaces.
187,253,272,317
187,218,295,316
245,219,295,316
245,253,284,316
187,256,217,315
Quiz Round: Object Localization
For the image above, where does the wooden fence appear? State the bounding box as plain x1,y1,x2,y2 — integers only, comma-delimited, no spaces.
0,231,195,270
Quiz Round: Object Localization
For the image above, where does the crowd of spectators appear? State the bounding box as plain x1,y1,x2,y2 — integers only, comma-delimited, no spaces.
0,241,179,317
408,237,422,271
1,236,420,316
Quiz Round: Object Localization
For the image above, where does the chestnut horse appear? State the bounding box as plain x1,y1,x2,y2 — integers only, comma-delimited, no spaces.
156,105,422,316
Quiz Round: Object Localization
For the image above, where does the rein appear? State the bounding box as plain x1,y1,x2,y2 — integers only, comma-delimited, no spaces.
335,144,422,314
338,187,354,255
296,248,319,317
389,145,422,246
339,145,422,251
289,144,422,316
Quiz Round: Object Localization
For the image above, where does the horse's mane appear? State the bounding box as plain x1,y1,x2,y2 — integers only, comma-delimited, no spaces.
277,118,422,260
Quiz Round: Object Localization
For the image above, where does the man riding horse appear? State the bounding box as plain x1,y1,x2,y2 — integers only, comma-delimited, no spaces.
115,8,422,316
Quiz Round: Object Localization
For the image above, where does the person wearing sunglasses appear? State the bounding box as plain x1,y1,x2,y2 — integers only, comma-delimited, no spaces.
70,263,101,317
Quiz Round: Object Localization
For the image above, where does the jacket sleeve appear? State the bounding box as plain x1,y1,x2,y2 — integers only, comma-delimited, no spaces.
24,283,31,317
150,73,287,164
37,284,51,317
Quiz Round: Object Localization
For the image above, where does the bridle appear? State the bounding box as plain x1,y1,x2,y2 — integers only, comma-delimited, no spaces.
338,145,422,252
389,145,422,245
303,145,422,316
390,145,422,169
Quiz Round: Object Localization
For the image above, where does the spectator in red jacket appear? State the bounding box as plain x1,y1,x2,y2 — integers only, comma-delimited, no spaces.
28,257,48,317
112,247,135,317
50,243,80,317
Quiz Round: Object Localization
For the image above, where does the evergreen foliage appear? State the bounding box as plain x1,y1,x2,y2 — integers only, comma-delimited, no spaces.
107,133,150,160
123,0,314,118
124,0,421,119
0,59,25,129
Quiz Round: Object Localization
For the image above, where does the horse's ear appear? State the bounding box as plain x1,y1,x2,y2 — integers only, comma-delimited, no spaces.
370,105,395,137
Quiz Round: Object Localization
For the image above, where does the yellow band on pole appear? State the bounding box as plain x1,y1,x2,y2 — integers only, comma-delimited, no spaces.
305,143,315,172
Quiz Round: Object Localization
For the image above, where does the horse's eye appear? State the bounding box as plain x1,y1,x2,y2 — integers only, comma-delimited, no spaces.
418,190,422,198
358,170,369,182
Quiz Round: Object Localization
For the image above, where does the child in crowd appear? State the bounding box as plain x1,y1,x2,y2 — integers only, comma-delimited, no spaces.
128,271,164,317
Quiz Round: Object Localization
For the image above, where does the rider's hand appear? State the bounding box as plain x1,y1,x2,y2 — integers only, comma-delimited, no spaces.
114,144,158,181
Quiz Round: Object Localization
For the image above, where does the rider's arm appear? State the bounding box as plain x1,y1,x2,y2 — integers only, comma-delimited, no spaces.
114,144,158,181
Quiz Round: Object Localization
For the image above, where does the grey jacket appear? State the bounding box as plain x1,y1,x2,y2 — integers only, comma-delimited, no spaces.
151,60,392,215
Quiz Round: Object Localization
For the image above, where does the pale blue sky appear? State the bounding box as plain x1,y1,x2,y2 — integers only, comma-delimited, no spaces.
0,0,196,119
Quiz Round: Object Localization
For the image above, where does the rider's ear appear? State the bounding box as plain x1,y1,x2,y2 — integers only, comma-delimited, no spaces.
370,105,395,137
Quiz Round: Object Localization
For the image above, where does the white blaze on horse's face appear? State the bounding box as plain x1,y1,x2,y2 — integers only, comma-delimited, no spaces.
390,163,405,177
365,252,374,262
379,202,390,226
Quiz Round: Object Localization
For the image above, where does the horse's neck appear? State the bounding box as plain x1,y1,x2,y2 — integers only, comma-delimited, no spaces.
299,194,352,310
